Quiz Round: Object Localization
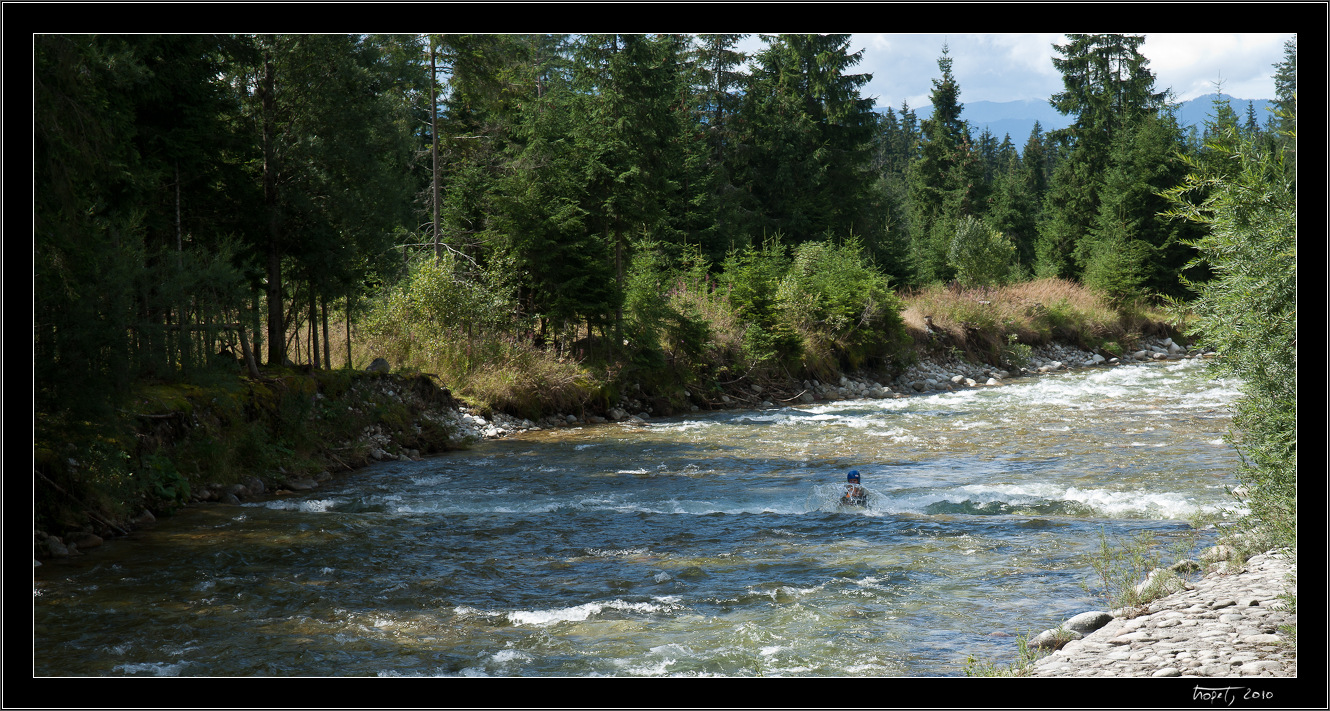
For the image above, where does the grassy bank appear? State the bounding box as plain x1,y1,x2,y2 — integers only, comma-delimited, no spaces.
34,367,460,545
341,276,1180,421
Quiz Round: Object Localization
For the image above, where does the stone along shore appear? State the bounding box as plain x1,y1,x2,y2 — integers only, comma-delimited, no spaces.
1030,551,1296,678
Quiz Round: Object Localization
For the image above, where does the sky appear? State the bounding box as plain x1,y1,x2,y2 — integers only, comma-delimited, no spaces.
737,34,1297,110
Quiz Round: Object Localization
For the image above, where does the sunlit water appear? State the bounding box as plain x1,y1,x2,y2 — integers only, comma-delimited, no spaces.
34,359,1244,677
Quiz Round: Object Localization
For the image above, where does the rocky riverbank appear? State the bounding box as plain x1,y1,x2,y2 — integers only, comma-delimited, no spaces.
1027,549,1296,678
444,335,1211,437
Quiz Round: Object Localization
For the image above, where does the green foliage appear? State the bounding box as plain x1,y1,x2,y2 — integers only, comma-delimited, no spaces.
1000,333,1033,369
140,454,191,512
776,236,908,374
1038,34,1166,283
735,35,880,247
1082,526,1200,610
1080,236,1150,304
947,216,1015,287
1162,112,1297,557
909,45,985,285
720,237,801,366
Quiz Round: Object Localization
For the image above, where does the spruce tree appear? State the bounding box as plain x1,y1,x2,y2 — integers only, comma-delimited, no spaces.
1036,34,1164,280
908,44,983,284
735,34,878,246
684,34,751,261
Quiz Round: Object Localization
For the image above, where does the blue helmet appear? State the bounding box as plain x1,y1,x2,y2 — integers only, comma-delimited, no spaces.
847,470,860,483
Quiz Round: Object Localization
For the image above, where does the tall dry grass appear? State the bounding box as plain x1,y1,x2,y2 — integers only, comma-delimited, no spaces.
900,278,1172,363
323,317,603,418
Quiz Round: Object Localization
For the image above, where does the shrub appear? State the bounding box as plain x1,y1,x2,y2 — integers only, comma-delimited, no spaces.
776,236,908,374
948,215,1016,288
719,236,802,367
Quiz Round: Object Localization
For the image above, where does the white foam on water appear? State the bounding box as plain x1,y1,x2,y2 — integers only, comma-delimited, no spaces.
112,661,186,676
507,598,679,627
1060,486,1217,519
583,547,653,558
408,473,452,487
574,444,596,450
251,498,337,513
868,479,1218,520
658,420,718,432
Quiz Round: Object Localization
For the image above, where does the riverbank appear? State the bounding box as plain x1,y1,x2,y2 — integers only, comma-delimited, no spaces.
1028,549,1296,678
449,334,1212,436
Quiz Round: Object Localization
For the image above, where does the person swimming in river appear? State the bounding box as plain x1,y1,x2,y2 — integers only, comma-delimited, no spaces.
841,470,867,507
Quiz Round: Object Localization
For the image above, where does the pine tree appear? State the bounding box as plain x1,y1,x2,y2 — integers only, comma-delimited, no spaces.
908,44,983,284
1080,109,1195,301
684,34,751,261
735,34,878,245
1036,34,1164,280
1271,37,1296,172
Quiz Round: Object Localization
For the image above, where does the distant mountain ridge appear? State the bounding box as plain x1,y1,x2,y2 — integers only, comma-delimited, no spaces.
883,94,1274,151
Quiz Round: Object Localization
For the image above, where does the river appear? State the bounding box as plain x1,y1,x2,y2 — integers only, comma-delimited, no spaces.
33,358,1243,677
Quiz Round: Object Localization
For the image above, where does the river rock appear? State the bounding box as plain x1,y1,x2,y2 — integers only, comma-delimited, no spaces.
1032,551,1296,678
1064,611,1114,635
44,537,71,557
1030,627,1083,650
283,476,318,491
244,477,265,495
66,532,104,550
1200,545,1237,563
366,357,391,373
1134,568,1187,597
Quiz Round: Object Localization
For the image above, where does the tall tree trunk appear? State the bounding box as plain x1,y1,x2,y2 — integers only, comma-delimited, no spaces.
309,280,320,369
261,50,286,366
345,294,353,369
251,287,264,366
321,292,331,371
175,161,183,268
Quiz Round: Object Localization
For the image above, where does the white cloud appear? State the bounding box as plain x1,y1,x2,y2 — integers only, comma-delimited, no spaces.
1142,34,1291,101
724,33,1293,109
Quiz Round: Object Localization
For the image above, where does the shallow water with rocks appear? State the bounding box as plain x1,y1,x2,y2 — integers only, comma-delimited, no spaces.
34,355,1260,677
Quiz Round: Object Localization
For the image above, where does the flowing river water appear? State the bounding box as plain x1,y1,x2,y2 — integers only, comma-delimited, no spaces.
34,358,1244,677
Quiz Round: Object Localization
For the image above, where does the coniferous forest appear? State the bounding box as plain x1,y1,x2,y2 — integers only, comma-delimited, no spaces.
34,34,1296,553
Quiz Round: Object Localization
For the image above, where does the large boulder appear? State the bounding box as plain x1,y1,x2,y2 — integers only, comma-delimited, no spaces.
1063,610,1113,635
366,357,391,373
